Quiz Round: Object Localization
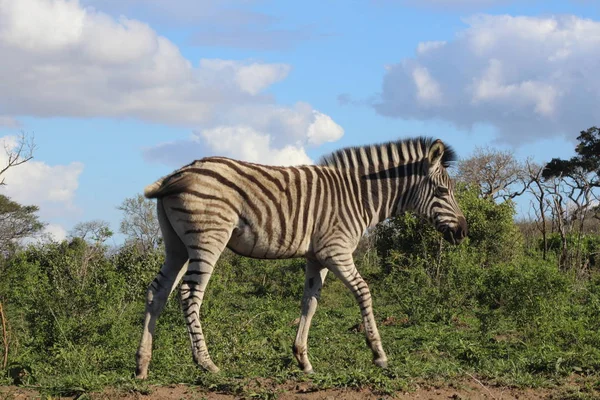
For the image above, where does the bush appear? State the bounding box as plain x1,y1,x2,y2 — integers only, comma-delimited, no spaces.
374,184,523,274
545,233,600,270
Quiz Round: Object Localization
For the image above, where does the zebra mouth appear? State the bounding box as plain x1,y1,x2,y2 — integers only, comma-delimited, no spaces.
441,226,461,245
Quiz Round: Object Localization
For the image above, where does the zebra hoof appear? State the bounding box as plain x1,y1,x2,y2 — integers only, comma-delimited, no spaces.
135,371,148,380
201,361,220,373
373,358,388,369
135,365,148,380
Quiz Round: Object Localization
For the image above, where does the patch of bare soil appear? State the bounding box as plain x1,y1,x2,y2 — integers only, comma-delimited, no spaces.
0,378,594,400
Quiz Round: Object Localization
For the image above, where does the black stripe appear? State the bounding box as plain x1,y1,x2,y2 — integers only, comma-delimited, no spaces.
188,245,216,256
187,168,265,227
207,159,284,249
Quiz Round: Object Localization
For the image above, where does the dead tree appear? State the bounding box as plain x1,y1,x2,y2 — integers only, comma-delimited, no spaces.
525,160,549,259
457,146,527,201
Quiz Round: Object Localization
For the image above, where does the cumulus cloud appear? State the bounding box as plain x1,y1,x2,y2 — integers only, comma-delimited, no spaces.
0,135,83,240
44,224,68,241
307,111,345,145
0,0,279,124
143,105,344,166
0,136,83,212
199,59,291,95
373,14,600,145
417,41,447,54
200,126,312,166
0,0,344,162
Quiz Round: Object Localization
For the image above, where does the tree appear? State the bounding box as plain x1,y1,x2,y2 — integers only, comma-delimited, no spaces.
0,132,43,252
0,132,37,370
524,160,550,259
1,133,35,186
70,220,113,245
457,146,527,201
543,127,600,270
544,127,600,182
118,194,161,252
68,220,113,285
0,195,44,255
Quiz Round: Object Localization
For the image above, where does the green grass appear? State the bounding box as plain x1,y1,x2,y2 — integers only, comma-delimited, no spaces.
2,242,600,398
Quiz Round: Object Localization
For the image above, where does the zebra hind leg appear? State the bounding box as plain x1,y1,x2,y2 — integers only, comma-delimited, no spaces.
179,229,233,373
320,254,388,369
136,200,189,380
293,258,328,373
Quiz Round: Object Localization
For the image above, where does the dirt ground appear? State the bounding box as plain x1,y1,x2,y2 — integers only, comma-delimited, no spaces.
0,379,593,400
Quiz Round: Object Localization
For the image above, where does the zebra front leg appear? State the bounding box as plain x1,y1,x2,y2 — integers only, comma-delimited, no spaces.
293,259,328,373
322,255,388,369
136,254,189,379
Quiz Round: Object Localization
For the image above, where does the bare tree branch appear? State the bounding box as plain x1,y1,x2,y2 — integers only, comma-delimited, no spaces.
457,146,527,201
0,132,36,186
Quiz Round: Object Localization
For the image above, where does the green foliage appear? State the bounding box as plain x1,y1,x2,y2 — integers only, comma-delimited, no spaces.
544,126,600,180
1,207,600,397
544,233,600,269
375,184,523,272
458,184,523,265
117,194,161,252
0,194,44,254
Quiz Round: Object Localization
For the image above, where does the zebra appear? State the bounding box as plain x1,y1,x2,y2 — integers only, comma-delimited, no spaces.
135,136,467,379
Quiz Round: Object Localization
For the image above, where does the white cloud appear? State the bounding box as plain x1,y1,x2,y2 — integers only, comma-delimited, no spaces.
417,41,446,54
307,111,345,145
200,126,312,166
374,14,600,145
199,59,291,96
0,0,344,162
21,223,68,246
412,66,443,105
143,106,343,166
0,135,83,220
0,0,298,124
471,59,558,117
42,224,68,242
0,0,85,50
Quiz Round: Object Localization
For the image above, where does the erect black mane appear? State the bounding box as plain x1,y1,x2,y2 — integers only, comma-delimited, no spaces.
317,136,457,169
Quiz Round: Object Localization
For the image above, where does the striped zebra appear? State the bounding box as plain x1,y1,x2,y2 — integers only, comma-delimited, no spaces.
135,136,467,379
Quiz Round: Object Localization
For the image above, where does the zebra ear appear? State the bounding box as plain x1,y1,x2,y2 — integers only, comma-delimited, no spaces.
428,139,445,168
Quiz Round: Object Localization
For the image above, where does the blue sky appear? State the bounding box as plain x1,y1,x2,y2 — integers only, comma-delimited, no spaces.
0,0,598,243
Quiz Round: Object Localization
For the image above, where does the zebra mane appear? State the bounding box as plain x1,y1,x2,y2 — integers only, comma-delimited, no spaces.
317,136,457,170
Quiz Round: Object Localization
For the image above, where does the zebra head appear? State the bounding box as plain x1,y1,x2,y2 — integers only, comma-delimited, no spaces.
414,139,467,245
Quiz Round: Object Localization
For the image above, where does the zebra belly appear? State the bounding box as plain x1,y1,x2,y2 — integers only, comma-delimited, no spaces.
227,221,308,259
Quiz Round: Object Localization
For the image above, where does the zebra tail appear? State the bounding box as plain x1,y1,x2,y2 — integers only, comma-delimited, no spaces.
144,170,195,199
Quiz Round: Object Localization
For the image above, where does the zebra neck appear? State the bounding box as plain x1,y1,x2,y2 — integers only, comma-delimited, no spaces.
357,160,425,228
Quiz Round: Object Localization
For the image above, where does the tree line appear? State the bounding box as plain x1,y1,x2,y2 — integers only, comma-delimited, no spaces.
455,127,599,271
2,127,599,269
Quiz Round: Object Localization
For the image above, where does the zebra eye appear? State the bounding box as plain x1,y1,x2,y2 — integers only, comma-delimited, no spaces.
435,187,449,197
